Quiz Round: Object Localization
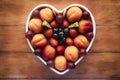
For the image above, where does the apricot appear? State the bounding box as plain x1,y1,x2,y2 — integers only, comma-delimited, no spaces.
43,45,56,60
40,8,54,22
66,7,82,22
74,35,89,48
29,18,42,33
31,34,47,48
55,56,67,71
64,46,79,62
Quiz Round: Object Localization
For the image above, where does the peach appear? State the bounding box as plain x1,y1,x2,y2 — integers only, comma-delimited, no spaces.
55,56,67,71
66,7,82,22
64,46,79,62
43,45,56,60
31,34,47,48
79,20,93,34
40,8,54,22
29,18,42,33
74,35,89,48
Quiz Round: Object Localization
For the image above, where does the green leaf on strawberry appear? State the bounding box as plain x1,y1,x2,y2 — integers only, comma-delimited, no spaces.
42,20,51,28
68,22,79,28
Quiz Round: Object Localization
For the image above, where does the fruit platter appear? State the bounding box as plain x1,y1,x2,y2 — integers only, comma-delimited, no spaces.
25,4,96,75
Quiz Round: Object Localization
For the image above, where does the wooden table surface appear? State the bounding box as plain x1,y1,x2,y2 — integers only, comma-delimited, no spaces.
0,0,120,80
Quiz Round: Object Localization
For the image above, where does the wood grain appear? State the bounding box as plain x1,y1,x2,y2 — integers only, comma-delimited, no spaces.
0,25,120,53
0,0,120,25
0,52,119,79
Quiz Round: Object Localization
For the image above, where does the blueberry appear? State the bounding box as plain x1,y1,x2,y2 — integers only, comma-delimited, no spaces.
59,31,64,35
59,41,63,44
53,28,58,33
59,28,63,32
64,28,69,36
64,28,69,33
58,32,64,39
59,37,66,45
59,34,64,39
53,33,58,39
62,37,66,42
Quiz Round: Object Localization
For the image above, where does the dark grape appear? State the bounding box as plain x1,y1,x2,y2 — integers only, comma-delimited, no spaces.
86,32,93,41
34,48,41,55
42,55,49,61
47,60,54,67
56,14,64,23
79,48,87,56
31,10,40,18
25,30,34,40
67,62,75,69
83,11,90,19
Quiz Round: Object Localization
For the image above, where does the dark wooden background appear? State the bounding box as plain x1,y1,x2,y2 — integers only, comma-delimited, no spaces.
0,0,120,80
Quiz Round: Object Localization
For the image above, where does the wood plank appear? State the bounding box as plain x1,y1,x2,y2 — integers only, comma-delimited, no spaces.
0,52,119,79
0,0,120,25
91,25,120,53
0,25,120,53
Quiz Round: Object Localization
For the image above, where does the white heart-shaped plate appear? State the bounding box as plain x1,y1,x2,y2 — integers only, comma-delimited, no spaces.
26,4,96,75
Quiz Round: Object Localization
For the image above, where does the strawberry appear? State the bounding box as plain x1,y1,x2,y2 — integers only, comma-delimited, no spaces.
69,29,78,38
65,37,73,46
44,29,53,38
51,20,57,27
62,20,69,28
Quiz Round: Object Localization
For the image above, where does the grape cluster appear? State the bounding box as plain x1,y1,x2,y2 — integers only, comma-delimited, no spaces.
53,27,69,44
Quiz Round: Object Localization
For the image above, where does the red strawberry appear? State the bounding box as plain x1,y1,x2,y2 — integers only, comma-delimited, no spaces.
44,29,53,38
51,20,57,27
65,37,73,46
49,38,58,47
62,20,69,28
69,29,78,38
56,45,65,55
